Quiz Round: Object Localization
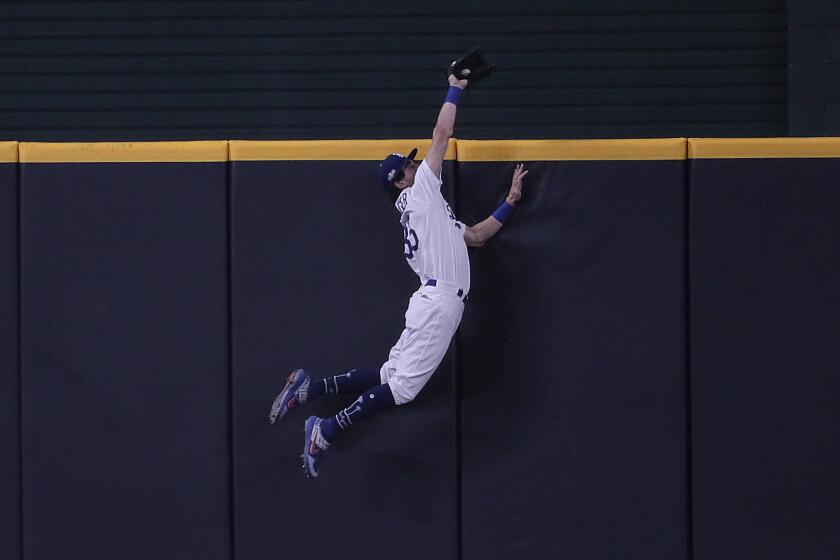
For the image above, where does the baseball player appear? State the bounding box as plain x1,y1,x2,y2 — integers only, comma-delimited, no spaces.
269,70,528,479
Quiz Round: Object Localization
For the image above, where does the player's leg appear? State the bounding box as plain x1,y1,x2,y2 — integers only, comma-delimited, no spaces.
314,299,427,442
299,343,409,479
311,368,382,398
302,290,464,478
320,382,397,439
302,383,397,479
269,367,381,424
380,289,464,407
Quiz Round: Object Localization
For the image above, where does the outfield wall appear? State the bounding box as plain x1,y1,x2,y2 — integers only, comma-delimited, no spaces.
2,138,839,560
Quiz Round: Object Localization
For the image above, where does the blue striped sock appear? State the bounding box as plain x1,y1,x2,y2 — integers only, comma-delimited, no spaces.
320,383,396,442
309,368,381,400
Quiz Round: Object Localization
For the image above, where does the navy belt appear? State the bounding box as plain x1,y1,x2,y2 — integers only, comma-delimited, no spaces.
424,278,466,301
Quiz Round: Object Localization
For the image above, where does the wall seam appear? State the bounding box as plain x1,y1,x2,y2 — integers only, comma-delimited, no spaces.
16,145,24,560
684,152,695,560
226,142,237,560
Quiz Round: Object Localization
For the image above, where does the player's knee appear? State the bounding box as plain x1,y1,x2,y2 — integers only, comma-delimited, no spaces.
388,381,417,405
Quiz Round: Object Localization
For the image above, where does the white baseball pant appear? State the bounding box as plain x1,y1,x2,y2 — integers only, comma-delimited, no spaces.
379,283,465,404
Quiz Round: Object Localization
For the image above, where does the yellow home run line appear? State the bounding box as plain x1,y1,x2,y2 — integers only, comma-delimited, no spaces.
0,141,18,163
688,137,840,159
229,140,457,161
456,138,687,161
6,138,840,162
19,141,229,163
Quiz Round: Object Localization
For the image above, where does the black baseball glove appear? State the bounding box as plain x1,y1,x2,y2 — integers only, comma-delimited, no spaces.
448,47,495,85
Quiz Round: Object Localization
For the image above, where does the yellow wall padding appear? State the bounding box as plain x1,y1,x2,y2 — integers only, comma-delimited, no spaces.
457,138,687,161
19,141,229,163
0,141,18,163
688,137,840,159
229,140,457,161
11,138,840,163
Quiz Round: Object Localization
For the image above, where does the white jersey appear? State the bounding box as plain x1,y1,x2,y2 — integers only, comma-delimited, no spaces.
394,160,470,294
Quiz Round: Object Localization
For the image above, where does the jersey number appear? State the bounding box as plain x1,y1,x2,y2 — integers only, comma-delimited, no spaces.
403,223,419,259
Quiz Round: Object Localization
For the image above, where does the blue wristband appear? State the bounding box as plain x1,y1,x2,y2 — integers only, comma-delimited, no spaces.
444,85,463,105
492,201,514,223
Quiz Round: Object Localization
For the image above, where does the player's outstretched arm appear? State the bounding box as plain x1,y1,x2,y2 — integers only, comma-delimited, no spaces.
464,164,529,247
425,75,468,177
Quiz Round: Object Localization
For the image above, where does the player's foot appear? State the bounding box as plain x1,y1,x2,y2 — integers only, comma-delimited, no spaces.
302,416,329,479
268,368,310,424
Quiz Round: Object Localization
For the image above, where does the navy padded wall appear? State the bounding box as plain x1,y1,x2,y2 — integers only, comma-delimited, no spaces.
231,159,459,560
20,161,231,560
0,156,21,560
457,159,689,559
15,137,840,560
690,156,840,559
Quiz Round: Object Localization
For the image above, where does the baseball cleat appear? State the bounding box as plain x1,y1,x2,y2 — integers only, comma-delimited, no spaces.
269,368,310,424
302,416,330,479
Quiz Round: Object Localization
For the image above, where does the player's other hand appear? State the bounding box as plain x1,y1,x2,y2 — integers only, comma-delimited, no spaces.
448,74,468,89
506,164,529,205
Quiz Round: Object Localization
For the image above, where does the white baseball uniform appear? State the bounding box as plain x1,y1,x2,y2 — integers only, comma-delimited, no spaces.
380,159,469,404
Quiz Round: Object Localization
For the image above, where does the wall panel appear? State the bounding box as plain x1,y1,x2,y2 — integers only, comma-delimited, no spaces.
230,141,459,560
689,138,840,559
19,143,231,560
456,140,689,559
0,142,20,560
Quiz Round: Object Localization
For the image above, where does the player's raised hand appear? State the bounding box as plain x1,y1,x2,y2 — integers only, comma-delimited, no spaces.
448,74,468,90
506,164,529,205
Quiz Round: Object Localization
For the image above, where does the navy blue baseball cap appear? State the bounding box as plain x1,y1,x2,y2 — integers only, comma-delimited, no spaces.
378,148,417,191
